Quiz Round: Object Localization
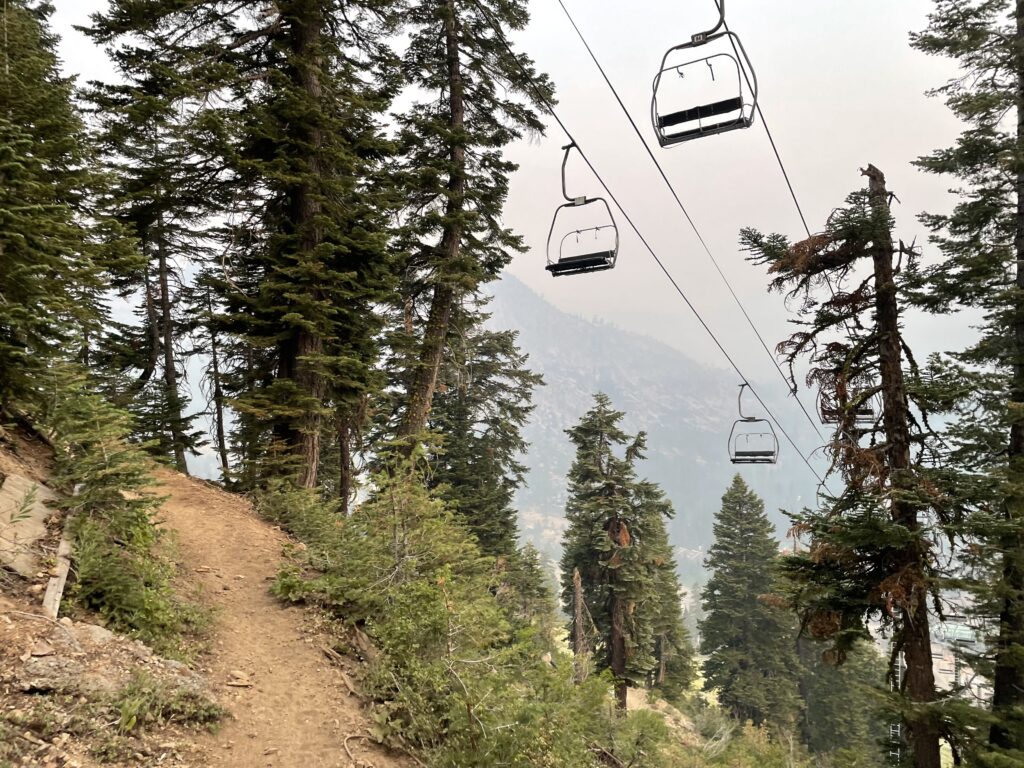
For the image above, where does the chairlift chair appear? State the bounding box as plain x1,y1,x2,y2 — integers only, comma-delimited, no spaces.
818,384,878,426
546,143,619,277
651,1,758,147
728,383,779,465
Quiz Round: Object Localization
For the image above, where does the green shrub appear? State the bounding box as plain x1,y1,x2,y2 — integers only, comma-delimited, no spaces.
44,366,202,654
108,673,223,734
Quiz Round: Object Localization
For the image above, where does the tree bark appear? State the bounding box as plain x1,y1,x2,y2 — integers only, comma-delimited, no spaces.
990,1,1024,751
610,589,627,710
864,165,940,768
397,0,465,440
134,253,160,395
156,216,188,474
206,292,230,482
573,566,587,683
283,0,326,489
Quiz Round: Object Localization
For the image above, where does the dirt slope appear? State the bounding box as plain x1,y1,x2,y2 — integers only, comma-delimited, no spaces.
153,469,407,768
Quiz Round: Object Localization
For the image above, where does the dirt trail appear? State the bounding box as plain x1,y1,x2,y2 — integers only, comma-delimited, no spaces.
153,468,406,768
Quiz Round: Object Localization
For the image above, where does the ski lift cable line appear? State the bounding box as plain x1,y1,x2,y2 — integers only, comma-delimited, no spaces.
712,0,811,239
712,0,859,353
467,0,831,492
551,0,825,443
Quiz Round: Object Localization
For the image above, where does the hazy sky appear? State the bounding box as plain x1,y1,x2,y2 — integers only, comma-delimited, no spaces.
50,1,969,455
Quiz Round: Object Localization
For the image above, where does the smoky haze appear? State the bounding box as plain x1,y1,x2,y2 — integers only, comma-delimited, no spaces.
51,0,968,495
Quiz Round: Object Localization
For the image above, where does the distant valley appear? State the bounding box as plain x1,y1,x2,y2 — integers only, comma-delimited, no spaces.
490,274,823,582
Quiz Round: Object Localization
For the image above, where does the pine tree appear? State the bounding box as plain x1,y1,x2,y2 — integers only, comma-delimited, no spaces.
559,393,692,709
700,475,801,729
639,478,694,703
910,3,1024,760
83,40,227,473
88,1,400,491
392,0,552,440
798,639,888,765
427,315,542,557
0,1,129,410
743,170,947,767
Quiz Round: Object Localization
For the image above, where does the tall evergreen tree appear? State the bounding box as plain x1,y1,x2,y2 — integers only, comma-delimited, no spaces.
911,3,1024,760
84,40,227,473
743,170,947,767
427,316,542,557
700,475,802,729
0,1,129,410
798,639,888,765
392,0,552,440
88,1,400,490
559,393,692,709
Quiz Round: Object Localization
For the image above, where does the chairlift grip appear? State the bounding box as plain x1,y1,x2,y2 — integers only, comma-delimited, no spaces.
691,0,725,45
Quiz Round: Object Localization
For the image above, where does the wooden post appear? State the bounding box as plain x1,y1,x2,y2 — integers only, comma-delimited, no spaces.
41,519,72,620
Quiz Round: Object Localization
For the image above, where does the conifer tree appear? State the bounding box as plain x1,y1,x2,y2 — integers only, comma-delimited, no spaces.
743,170,947,767
88,1,400,490
392,0,552,440
427,317,542,557
0,1,128,410
911,3,1024,759
700,475,801,729
84,43,227,473
798,640,887,764
559,394,692,709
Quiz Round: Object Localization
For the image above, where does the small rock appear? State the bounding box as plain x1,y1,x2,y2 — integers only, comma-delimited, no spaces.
222,584,231,591
58,617,72,627
74,623,113,645
27,584,44,595
30,640,55,657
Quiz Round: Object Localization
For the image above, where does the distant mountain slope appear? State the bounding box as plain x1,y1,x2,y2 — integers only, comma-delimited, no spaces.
489,274,821,580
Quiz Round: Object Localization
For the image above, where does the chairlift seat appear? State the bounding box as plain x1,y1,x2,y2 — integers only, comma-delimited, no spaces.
657,96,744,129
663,116,751,143
731,449,776,465
546,250,616,277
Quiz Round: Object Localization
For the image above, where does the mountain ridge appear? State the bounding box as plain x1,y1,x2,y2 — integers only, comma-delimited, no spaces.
489,273,821,581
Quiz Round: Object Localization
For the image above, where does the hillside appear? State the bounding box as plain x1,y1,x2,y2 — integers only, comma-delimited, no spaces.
0,430,408,768
490,274,823,580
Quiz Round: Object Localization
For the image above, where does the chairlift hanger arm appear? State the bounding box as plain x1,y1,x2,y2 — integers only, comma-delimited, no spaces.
737,382,755,421
560,142,583,203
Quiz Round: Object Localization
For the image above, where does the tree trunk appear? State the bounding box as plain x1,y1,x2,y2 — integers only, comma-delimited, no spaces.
990,1,1024,751
656,634,667,686
284,0,326,489
573,566,587,683
133,253,160,396
338,410,353,513
610,590,627,710
397,0,465,440
156,216,188,474
864,165,940,768
206,292,230,482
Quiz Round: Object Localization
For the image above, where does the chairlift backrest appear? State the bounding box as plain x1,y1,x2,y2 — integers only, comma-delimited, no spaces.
545,143,619,277
651,1,758,147
818,382,879,426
